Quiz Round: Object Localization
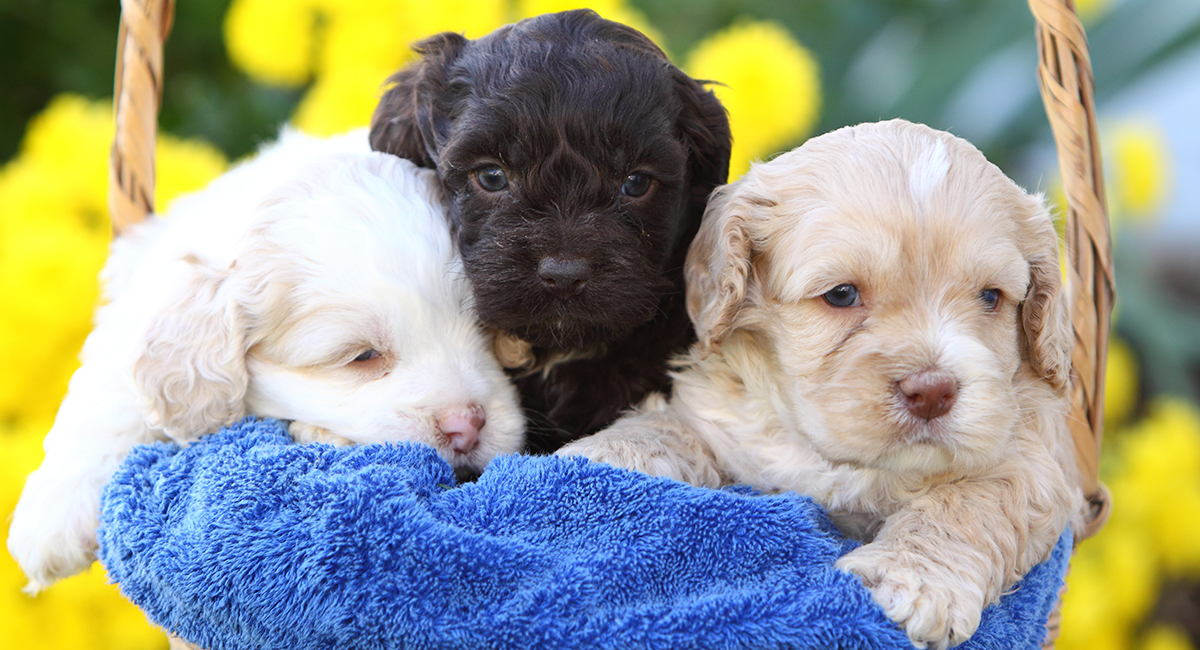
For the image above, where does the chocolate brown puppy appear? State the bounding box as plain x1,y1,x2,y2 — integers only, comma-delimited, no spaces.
371,10,731,451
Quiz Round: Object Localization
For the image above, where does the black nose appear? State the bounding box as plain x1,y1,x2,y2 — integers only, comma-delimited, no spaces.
537,257,591,298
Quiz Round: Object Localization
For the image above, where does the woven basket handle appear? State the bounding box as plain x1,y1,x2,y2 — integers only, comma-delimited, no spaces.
1028,0,1114,541
108,0,175,235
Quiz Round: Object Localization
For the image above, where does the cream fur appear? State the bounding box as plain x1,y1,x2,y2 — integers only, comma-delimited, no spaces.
561,120,1084,650
8,130,524,593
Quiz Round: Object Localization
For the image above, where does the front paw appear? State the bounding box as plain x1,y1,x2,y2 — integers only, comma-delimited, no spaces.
836,544,984,649
7,467,104,593
288,422,353,446
557,435,637,469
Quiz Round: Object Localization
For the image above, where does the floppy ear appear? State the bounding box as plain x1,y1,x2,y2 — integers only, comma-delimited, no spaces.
133,266,248,442
684,182,756,357
673,70,733,214
1018,199,1073,390
369,31,468,168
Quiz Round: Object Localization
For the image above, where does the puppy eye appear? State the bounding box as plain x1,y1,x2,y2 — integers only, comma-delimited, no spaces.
823,284,861,308
352,349,380,363
621,173,651,198
980,288,1001,311
474,165,509,192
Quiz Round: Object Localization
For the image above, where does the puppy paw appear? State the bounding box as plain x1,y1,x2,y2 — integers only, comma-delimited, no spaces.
7,466,104,593
288,422,353,446
836,544,984,649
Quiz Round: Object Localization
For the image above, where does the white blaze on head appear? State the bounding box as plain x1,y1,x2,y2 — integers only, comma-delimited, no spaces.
908,138,950,206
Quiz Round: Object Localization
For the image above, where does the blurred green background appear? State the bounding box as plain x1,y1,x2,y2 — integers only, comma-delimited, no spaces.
2,0,1199,648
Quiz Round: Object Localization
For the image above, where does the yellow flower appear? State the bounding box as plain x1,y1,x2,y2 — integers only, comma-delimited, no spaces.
156,138,231,214
1104,338,1139,427
0,94,227,423
1141,625,1197,650
1107,119,1172,223
1118,399,1200,575
224,0,320,87
515,0,665,49
685,19,821,179
1057,522,1158,650
284,0,509,135
1074,0,1115,24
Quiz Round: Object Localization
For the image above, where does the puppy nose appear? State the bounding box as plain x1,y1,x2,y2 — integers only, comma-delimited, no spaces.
436,403,485,453
899,371,959,421
537,257,591,298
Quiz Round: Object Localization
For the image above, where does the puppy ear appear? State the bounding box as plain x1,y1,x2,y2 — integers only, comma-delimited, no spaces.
674,70,733,204
1018,199,1073,390
133,266,248,442
685,183,755,356
369,32,468,168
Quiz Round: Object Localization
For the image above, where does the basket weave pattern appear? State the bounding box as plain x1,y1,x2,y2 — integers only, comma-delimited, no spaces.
108,1,1113,647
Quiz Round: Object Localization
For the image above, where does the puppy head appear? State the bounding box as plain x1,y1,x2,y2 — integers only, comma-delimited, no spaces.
133,153,524,472
370,10,731,350
688,119,1071,475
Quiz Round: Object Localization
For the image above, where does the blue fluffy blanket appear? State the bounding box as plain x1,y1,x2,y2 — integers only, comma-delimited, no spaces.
98,418,1071,650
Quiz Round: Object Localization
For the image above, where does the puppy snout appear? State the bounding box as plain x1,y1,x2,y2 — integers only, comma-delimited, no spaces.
537,257,591,298
436,403,486,453
898,371,959,421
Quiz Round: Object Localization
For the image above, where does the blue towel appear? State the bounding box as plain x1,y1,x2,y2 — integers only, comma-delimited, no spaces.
98,418,1071,650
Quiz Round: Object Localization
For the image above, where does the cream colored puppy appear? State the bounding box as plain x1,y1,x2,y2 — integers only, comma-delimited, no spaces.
559,119,1084,649
9,133,525,593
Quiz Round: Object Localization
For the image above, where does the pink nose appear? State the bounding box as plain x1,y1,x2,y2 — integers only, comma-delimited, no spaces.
435,403,485,453
899,370,959,421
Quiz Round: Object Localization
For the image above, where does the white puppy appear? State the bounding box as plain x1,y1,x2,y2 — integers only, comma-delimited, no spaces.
560,120,1084,649
8,131,525,593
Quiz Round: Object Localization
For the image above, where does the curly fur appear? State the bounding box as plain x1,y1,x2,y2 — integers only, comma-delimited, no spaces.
561,120,1085,649
8,131,524,593
370,10,731,450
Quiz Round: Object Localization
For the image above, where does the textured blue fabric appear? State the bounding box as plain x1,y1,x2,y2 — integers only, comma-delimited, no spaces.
98,417,1071,650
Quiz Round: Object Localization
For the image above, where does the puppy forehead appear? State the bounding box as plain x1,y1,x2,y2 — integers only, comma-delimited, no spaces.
445,34,685,172
760,125,1031,299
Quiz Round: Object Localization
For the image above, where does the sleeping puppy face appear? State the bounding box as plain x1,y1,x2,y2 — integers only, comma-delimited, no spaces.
688,119,1070,478
133,153,525,474
370,9,730,350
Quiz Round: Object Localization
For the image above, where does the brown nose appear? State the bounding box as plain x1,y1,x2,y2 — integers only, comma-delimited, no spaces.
537,257,590,299
899,371,958,420
435,403,486,453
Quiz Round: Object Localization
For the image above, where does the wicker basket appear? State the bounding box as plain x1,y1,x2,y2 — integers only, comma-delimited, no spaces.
107,0,1114,647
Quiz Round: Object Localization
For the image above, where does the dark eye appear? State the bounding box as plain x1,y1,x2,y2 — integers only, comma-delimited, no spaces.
352,349,380,362
474,165,508,192
823,284,861,308
980,288,1001,311
621,173,651,198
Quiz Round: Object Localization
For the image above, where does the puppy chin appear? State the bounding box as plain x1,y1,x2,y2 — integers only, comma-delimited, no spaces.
468,269,670,351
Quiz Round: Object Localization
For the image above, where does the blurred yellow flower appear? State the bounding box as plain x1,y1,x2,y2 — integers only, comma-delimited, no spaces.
685,19,821,179
224,0,320,87
515,0,665,49
1108,120,1172,223
0,92,226,646
1074,0,1115,24
228,0,510,135
1142,625,1197,650
0,95,227,424
1119,399,1200,575
1105,338,1139,427
0,92,225,645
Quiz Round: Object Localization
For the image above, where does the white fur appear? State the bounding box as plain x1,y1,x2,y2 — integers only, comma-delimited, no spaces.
8,130,524,592
560,120,1083,650
908,137,950,206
